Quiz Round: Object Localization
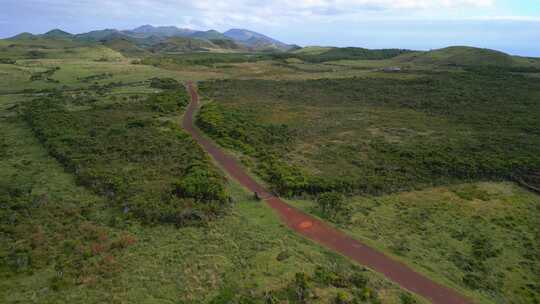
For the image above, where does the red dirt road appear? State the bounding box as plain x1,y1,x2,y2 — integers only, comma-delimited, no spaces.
182,82,472,304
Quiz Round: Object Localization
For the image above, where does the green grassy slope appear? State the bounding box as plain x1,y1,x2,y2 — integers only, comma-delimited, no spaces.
0,36,124,60
396,46,540,69
102,38,148,57
292,46,335,55
292,182,540,304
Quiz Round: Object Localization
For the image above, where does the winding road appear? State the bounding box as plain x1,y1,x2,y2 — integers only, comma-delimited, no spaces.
182,82,472,304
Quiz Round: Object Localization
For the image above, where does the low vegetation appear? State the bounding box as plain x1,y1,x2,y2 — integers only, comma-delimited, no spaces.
276,47,413,63
23,84,229,226
198,69,540,197
293,182,540,303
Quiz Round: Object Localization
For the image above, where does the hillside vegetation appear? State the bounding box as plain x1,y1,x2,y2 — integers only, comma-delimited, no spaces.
396,46,540,71
23,83,230,225
198,70,540,197
197,66,540,303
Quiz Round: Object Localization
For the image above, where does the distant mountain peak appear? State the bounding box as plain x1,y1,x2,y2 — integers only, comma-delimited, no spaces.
131,25,196,37
5,25,297,52
133,24,154,31
8,32,36,40
224,28,294,51
42,29,73,38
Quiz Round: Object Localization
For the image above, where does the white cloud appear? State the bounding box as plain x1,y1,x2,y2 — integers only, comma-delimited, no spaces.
1,0,501,31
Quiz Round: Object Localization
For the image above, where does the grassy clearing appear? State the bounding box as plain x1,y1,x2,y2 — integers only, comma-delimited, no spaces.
0,58,218,93
290,182,540,304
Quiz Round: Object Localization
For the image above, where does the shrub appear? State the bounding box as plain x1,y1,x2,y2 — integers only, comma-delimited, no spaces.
145,89,189,113
110,234,137,250
335,292,353,304
317,192,347,220
6,243,33,273
174,165,227,203
150,77,180,90
400,292,417,304
0,58,16,64
293,272,312,303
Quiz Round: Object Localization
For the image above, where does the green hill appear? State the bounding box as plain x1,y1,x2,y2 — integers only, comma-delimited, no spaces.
7,32,37,41
150,37,215,53
75,29,121,42
280,47,412,63
102,38,148,57
292,46,335,55
150,37,243,54
209,39,244,51
189,30,229,40
396,46,519,67
41,29,73,39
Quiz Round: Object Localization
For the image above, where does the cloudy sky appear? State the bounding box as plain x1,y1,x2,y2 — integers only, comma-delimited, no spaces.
1,0,539,56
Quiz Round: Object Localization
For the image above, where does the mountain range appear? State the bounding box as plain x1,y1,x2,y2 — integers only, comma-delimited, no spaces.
8,25,298,52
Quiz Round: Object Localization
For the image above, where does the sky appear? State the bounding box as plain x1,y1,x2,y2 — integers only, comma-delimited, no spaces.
1,0,539,56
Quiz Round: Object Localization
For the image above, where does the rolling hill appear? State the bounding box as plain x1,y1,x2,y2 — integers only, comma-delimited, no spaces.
130,24,196,37
41,29,73,39
189,30,229,40
149,37,244,53
224,29,297,51
102,37,148,57
396,46,524,67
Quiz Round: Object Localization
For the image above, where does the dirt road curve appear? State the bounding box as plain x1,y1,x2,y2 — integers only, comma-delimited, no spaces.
182,82,472,304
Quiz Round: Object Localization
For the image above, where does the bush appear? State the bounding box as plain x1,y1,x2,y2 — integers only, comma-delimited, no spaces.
150,77,180,90
174,165,227,203
144,89,189,113
293,272,312,303
400,292,417,304
0,58,16,64
335,292,353,304
317,192,347,220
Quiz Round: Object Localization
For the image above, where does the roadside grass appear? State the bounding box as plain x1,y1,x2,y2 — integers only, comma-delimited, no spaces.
290,182,540,304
